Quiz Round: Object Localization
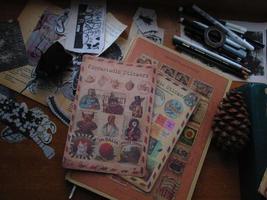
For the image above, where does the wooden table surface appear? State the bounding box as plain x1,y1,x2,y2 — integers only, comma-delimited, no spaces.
0,1,246,199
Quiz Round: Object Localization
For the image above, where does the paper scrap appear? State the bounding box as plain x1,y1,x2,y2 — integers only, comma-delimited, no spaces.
65,0,106,54
99,12,127,55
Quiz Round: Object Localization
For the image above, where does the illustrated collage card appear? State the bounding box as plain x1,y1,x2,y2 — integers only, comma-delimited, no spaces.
122,73,199,192
65,0,106,54
63,55,157,176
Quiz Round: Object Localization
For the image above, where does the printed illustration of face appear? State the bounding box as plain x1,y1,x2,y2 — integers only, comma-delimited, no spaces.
82,112,94,121
77,141,88,155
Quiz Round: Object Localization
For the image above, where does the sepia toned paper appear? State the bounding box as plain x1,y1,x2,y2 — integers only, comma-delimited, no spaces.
122,73,199,192
65,0,106,54
62,55,157,176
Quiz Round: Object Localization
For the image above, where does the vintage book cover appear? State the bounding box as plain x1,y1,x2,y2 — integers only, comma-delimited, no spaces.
66,37,231,200
62,55,157,177
122,73,199,192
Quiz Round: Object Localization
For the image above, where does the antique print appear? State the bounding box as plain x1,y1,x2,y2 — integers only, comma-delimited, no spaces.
65,0,106,54
0,20,28,71
63,56,157,176
26,10,61,66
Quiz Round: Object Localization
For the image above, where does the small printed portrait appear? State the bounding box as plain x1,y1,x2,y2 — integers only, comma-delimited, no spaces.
102,115,119,137
164,99,183,119
172,145,190,161
178,126,197,146
154,88,165,107
183,92,199,108
168,158,186,175
103,92,125,115
75,112,97,136
190,100,208,125
175,72,190,86
192,80,213,99
129,96,145,118
120,144,142,164
125,118,142,141
156,176,180,200
69,134,95,159
97,142,116,161
79,88,100,110
147,137,163,158
160,64,175,77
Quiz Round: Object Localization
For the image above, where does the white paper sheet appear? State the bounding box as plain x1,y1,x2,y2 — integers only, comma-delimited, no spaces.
65,0,106,54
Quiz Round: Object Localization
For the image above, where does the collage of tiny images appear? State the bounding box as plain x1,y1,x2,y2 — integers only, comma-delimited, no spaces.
70,88,148,165
160,64,214,99
139,54,211,127
155,125,198,196
136,51,209,100
84,72,152,95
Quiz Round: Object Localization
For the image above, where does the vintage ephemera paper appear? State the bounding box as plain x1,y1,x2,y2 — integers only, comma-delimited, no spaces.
0,20,28,72
122,73,199,192
65,0,106,54
0,0,126,124
66,37,231,200
62,56,157,176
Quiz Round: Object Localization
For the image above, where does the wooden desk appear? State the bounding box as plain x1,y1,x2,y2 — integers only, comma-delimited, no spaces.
0,1,250,199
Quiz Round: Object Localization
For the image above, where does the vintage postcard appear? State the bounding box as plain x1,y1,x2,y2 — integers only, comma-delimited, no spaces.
26,10,61,66
65,37,231,200
62,56,157,176
65,0,106,54
122,73,199,192
0,20,28,72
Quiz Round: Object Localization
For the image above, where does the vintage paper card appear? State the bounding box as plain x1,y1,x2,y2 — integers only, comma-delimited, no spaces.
26,10,61,66
99,13,127,55
65,37,231,200
122,73,199,192
62,56,157,176
0,20,28,72
65,0,106,54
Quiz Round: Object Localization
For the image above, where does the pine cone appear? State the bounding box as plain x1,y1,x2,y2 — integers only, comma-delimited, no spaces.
212,89,250,153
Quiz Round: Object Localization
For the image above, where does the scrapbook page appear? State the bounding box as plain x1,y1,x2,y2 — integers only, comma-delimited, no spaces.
66,37,231,200
62,55,157,176
122,73,199,192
